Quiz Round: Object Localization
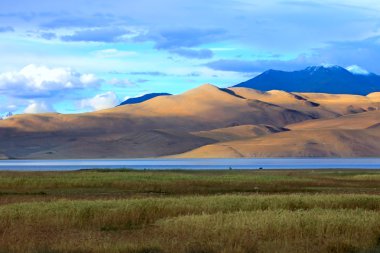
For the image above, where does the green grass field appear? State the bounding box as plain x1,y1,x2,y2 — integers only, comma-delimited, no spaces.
0,169,380,253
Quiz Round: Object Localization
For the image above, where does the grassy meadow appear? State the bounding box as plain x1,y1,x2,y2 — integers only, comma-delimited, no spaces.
0,169,380,253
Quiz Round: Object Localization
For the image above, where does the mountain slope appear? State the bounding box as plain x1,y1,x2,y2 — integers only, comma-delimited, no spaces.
229,87,339,118
174,128,380,158
234,66,380,95
175,111,380,158
230,87,380,116
0,84,316,159
101,84,314,130
191,124,288,142
287,110,380,130
1,84,379,159
293,92,380,114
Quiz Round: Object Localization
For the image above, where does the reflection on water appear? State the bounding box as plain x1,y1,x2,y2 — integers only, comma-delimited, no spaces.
0,158,379,171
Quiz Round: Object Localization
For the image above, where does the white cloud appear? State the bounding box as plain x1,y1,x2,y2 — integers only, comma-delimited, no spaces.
7,105,17,111
0,103,18,112
24,101,55,114
80,91,119,111
79,73,99,85
0,64,100,98
346,65,370,75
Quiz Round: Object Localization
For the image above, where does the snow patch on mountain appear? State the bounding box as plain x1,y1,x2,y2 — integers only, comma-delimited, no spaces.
346,65,370,75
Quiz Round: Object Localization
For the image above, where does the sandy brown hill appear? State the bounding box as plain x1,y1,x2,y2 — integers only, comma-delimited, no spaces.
1,85,313,134
231,87,380,116
368,92,380,100
230,87,339,118
191,124,288,142
175,127,380,158
295,92,380,114
1,84,379,159
0,84,317,159
100,84,314,130
17,130,215,159
287,110,380,130
175,110,380,158
0,114,216,159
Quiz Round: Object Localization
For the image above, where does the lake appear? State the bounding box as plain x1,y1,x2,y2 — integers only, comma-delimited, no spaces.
0,158,379,171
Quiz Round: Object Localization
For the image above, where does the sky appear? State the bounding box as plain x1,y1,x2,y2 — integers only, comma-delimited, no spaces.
1,0,380,114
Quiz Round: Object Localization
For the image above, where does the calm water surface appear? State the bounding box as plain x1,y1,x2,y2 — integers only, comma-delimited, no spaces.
0,158,379,171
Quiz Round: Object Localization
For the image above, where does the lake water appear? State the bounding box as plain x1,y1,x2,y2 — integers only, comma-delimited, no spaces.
0,158,379,171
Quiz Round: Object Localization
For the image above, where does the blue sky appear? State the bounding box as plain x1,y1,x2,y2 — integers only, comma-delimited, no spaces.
1,0,380,114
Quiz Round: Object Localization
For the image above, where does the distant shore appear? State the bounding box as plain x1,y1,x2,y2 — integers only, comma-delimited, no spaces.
0,157,379,171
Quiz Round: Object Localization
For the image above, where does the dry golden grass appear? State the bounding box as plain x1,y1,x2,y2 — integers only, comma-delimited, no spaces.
1,195,380,253
157,209,380,253
1,169,380,202
1,170,380,253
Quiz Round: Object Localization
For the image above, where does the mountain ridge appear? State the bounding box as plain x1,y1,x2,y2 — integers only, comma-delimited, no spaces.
234,65,380,95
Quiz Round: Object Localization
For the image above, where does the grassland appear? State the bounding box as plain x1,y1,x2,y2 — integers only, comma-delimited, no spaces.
0,169,380,253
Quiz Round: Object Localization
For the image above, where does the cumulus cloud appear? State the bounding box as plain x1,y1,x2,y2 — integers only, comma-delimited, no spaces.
80,91,119,111
0,65,100,98
24,101,54,114
80,73,99,84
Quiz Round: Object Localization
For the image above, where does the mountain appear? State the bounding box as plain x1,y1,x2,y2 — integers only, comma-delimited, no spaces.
234,66,380,95
0,84,319,159
0,84,379,159
119,93,171,106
